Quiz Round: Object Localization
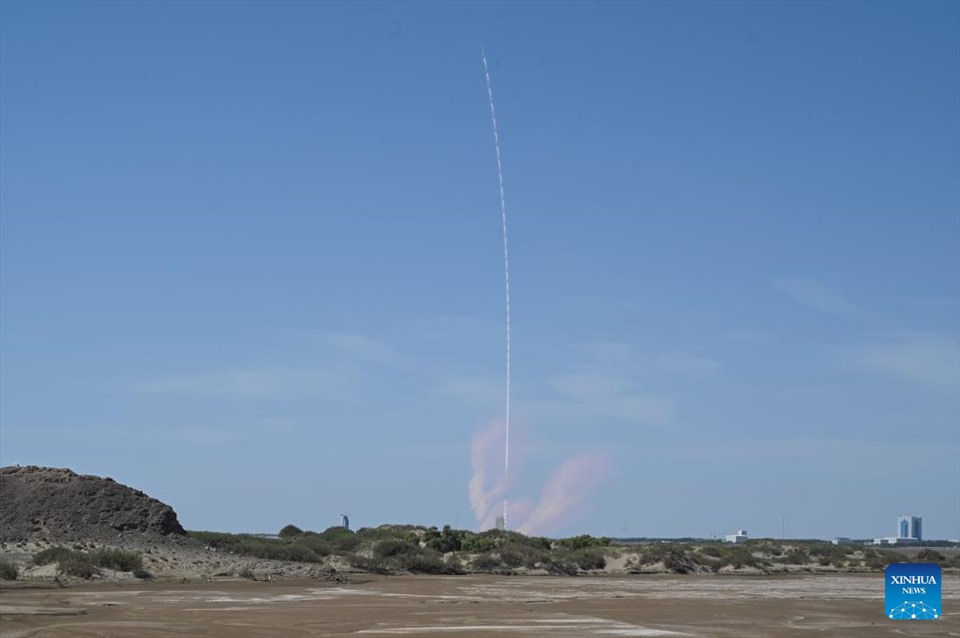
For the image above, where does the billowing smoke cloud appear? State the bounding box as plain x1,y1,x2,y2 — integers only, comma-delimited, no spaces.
469,419,610,533
517,453,610,535
468,419,508,528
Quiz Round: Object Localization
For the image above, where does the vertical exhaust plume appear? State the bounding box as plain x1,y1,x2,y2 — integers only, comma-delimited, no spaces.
481,46,511,529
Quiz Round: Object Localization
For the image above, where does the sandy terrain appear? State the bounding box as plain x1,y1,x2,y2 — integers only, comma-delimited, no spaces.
2,574,958,637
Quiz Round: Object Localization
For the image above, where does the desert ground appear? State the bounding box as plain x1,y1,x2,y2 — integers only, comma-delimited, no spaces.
2,573,958,638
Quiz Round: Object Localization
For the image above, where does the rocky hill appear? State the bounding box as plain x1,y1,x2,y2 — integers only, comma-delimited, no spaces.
0,466,187,546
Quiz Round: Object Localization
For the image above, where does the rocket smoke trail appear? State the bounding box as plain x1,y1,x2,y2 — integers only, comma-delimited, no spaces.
481,47,511,529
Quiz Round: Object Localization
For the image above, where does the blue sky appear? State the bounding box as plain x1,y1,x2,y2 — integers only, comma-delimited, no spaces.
1,1,958,540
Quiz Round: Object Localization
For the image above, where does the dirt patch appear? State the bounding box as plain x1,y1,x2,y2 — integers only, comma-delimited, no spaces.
1,574,956,637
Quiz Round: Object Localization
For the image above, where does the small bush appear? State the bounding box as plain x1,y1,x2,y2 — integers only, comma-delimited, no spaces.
374,540,420,560
261,544,318,563
0,560,18,580
557,535,611,550
720,549,760,569
91,549,143,572
59,555,97,579
470,553,501,572
319,526,358,550
132,568,154,580
544,557,578,576
781,549,809,565
865,555,887,570
570,548,606,571
400,552,460,574
916,549,945,563
34,546,80,565
348,556,392,574
426,525,465,553
279,524,304,539
295,534,332,557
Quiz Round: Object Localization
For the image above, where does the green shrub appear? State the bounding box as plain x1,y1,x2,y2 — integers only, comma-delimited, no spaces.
558,535,611,550
663,552,691,574
699,545,723,558
460,533,498,554
34,546,81,565
279,524,304,539
0,560,18,580
400,552,461,574
781,549,809,565
189,531,246,552
187,531,321,563
570,548,606,571
295,534,332,557
915,549,945,563
256,544,318,563
132,568,154,580
470,553,501,572
319,526,354,541
374,540,420,560
720,549,760,569
348,556,392,574
59,555,97,579
91,549,143,572
426,525,465,553
544,557,578,575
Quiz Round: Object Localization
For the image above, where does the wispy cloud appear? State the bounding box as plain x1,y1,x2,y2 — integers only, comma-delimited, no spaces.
319,333,393,360
900,296,959,309
654,353,720,377
535,373,676,426
570,342,633,363
528,395,675,427
551,373,628,398
773,277,859,316
137,368,356,398
437,376,504,406
845,332,960,393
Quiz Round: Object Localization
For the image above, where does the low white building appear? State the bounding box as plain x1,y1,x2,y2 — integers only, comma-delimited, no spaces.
832,537,852,545
725,529,748,544
874,536,918,546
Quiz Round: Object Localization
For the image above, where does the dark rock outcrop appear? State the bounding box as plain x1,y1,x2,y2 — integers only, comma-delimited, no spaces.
0,466,186,545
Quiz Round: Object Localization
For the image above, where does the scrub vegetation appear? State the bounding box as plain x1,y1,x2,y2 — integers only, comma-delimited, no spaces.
182,526,960,576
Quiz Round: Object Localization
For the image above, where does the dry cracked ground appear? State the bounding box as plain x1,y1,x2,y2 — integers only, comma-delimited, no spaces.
2,574,959,637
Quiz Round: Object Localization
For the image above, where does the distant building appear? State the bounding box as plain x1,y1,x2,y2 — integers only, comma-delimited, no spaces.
495,513,506,531
725,529,748,544
897,515,922,541
832,537,852,545
874,536,918,546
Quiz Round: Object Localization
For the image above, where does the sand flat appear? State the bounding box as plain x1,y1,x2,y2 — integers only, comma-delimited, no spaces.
1,574,957,637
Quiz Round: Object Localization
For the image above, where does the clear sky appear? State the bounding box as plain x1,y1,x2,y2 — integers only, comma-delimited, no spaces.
1,1,958,540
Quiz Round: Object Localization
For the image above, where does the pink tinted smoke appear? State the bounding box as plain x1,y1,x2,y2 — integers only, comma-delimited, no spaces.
468,419,508,528
517,453,610,535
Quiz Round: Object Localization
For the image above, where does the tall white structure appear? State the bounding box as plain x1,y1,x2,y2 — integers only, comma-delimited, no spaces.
725,529,748,544
897,515,921,541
